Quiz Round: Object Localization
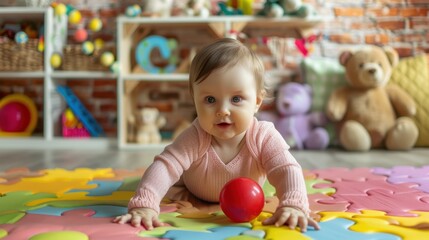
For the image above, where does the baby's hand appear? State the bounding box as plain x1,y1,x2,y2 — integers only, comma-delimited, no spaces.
262,207,320,232
112,207,164,230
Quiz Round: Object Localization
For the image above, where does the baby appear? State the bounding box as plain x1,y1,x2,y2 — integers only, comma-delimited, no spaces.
114,38,319,232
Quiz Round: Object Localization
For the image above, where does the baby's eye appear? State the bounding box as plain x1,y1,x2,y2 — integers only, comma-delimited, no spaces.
205,96,216,103
232,96,242,103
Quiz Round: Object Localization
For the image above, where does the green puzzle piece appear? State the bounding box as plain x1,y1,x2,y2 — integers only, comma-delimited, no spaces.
140,211,251,238
306,179,335,195
0,211,25,224
0,191,55,214
263,179,335,196
29,231,89,240
0,229,7,238
117,176,140,191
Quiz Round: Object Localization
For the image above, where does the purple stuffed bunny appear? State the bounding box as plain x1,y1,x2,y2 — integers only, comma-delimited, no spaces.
259,82,329,149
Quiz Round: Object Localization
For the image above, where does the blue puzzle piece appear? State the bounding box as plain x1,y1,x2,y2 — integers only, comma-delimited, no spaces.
67,180,122,196
304,218,401,240
163,226,250,240
28,205,127,218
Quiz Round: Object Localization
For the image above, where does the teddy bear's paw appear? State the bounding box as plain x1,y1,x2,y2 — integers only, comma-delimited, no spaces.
385,117,418,150
305,128,330,149
340,120,371,151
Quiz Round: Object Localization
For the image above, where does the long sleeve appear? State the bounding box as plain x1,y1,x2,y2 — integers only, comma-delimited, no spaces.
247,119,310,216
128,122,203,214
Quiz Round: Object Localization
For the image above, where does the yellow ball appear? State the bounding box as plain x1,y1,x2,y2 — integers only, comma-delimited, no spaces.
94,38,104,50
55,3,67,16
50,53,62,69
100,51,114,67
88,18,103,32
68,10,82,24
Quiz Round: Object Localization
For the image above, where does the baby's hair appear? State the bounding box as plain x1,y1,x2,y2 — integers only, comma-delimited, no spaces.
189,38,267,97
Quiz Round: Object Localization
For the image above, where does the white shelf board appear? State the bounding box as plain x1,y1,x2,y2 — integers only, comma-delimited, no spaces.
0,137,117,150
0,7,46,20
117,15,329,25
119,142,170,151
0,71,45,78
121,73,189,82
52,71,117,79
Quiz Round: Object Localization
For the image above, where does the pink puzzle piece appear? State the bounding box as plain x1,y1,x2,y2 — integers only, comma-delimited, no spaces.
321,189,429,217
314,179,420,196
308,193,350,213
0,208,170,239
373,166,429,193
312,167,386,182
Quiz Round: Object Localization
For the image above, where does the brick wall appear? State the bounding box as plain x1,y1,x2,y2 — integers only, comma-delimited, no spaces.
1,0,428,137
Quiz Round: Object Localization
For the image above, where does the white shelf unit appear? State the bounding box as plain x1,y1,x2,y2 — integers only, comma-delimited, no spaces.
116,15,325,150
0,7,117,149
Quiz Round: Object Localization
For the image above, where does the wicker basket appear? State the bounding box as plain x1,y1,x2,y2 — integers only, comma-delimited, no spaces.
0,39,44,71
62,44,114,72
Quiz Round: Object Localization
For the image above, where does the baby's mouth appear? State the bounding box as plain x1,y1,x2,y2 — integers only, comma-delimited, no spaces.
217,122,231,127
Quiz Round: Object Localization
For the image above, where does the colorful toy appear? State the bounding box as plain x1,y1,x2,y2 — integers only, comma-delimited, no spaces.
142,0,173,17
258,82,329,149
219,177,264,222
326,45,418,151
56,85,105,137
68,10,82,25
14,31,28,44
73,28,88,43
135,35,178,73
81,41,94,55
0,94,37,137
258,0,316,18
109,61,119,74
217,2,243,15
37,36,44,52
50,52,62,69
62,108,90,138
88,18,103,32
100,51,115,67
226,0,253,15
125,4,142,17
183,0,211,17
94,38,104,50
55,3,67,16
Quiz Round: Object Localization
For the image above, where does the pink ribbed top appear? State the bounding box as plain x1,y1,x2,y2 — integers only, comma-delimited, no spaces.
128,118,310,215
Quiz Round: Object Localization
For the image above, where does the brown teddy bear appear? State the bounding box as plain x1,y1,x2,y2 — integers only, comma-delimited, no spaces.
326,45,418,151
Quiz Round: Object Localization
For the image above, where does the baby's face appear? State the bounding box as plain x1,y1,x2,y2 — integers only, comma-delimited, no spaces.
192,64,263,142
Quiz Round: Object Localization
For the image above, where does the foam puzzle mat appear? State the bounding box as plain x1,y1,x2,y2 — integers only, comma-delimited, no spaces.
1,166,429,239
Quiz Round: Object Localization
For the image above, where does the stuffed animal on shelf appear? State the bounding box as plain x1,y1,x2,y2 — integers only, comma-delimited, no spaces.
142,0,173,17
258,82,330,150
130,107,166,144
326,45,418,151
258,0,316,18
183,0,211,17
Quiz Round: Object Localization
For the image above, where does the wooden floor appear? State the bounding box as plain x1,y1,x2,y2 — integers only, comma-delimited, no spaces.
0,147,428,171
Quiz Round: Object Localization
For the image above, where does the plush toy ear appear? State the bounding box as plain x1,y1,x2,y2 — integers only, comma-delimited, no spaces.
339,51,353,66
383,46,399,67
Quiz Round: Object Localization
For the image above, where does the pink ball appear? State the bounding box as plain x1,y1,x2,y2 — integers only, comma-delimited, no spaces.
74,28,88,43
0,102,31,132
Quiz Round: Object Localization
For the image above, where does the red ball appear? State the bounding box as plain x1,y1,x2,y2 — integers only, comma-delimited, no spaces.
219,177,265,223
0,102,31,132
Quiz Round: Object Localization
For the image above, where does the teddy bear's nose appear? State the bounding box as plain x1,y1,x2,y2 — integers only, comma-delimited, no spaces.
368,68,377,74
283,102,290,108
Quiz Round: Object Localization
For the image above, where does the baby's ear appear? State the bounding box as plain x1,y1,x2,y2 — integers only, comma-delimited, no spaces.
255,90,266,112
